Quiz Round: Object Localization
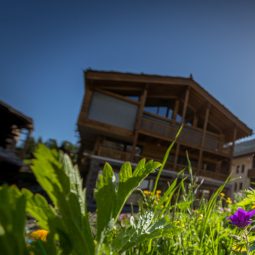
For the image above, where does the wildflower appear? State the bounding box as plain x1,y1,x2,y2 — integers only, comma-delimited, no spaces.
226,197,232,204
220,192,225,198
232,244,247,252
228,208,255,228
30,229,48,241
156,190,161,199
143,190,151,196
198,214,203,221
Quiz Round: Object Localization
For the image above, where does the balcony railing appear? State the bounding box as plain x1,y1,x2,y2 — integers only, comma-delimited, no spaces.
96,144,229,182
140,112,231,156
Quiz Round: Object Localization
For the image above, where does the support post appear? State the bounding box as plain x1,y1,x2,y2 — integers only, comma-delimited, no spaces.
229,127,237,174
130,88,147,161
198,104,211,173
172,100,179,122
181,87,190,123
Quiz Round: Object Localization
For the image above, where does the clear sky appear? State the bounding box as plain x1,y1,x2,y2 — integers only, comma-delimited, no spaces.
1,0,255,143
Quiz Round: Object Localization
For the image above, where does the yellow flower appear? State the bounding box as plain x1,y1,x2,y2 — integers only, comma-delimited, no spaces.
156,190,161,199
226,197,232,204
198,214,203,220
143,190,151,196
30,229,48,241
232,244,246,252
220,192,225,197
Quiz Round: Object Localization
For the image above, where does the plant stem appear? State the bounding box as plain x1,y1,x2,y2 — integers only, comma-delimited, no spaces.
244,228,250,255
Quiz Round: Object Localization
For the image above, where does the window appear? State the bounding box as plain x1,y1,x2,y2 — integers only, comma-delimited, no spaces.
241,164,245,174
250,178,255,188
236,165,240,174
234,182,237,192
239,183,243,190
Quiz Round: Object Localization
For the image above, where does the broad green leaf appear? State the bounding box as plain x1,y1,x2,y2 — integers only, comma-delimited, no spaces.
0,186,28,255
112,212,172,253
29,144,95,255
22,189,55,230
95,158,161,244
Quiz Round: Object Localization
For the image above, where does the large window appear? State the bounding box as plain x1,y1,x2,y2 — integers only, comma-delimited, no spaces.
88,92,138,130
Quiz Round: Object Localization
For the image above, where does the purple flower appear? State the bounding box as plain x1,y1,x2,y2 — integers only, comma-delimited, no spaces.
228,208,255,228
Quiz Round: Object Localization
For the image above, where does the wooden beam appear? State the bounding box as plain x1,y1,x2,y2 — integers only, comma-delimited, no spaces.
79,85,93,120
130,88,148,160
181,87,190,123
193,114,198,127
79,119,133,140
86,70,193,86
198,104,211,172
229,126,237,171
94,87,140,106
172,100,179,122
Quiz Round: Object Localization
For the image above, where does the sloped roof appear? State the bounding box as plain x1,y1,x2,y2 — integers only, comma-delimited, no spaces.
234,139,255,157
0,100,33,129
85,69,252,141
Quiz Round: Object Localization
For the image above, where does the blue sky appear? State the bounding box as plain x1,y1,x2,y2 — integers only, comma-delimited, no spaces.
1,0,255,143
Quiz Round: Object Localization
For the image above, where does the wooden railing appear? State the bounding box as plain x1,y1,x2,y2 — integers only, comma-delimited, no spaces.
97,146,131,161
97,145,229,181
140,112,231,156
199,170,228,181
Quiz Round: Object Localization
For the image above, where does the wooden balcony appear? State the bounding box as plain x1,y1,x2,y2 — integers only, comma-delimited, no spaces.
199,170,228,181
140,112,231,157
97,146,132,162
96,145,229,182
163,163,228,181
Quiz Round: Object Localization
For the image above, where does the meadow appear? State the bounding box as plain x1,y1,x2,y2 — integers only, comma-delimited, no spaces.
1,141,255,255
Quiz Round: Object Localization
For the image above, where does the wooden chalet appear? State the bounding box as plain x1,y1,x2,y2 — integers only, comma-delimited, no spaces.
0,100,33,185
77,70,252,205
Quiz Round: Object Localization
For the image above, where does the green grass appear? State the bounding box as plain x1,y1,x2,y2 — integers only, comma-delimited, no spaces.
0,141,254,254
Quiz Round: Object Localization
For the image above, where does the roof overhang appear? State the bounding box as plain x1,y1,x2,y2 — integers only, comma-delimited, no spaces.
84,69,252,142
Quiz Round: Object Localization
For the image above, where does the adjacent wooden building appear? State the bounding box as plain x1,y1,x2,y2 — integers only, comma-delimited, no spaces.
77,70,252,204
0,100,33,185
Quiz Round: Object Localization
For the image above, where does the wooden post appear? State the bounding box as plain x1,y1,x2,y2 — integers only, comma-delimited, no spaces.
193,114,198,127
130,88,147,161
21,128,33,159
173,87,190,170
79,85,93,120
229,127,237,174
182,87,190,123
198,105,211,173
172,100,179,122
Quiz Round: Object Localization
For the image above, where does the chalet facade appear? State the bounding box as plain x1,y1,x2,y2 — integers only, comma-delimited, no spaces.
0,100,33,185
231,139,255,194
77,70,252,204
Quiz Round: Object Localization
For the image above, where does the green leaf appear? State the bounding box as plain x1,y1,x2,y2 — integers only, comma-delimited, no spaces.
29,144,95,255
22,189,55,230
0,186,28,255
112,212,172,253
95,159,161,244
